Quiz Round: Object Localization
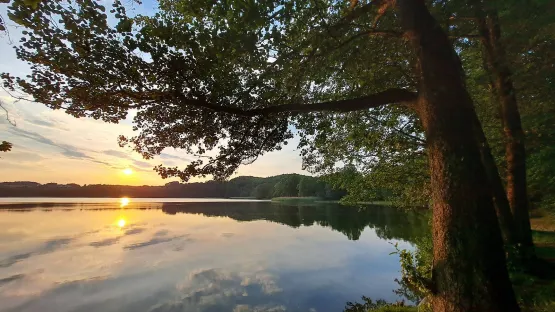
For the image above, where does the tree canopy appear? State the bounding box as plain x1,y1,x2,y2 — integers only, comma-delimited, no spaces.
1,0,420,181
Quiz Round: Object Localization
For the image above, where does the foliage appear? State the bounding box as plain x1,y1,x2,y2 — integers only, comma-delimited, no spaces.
0,141,12,152
391,233,433,305
252,182,274,199
0,174,343,200
272,174,301,197
298,175,326,197
344,297,417,312
0,0,420,183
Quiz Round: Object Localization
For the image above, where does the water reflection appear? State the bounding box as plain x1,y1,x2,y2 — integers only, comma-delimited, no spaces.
160,202,429,243
0,201,429,312
119,197,130,207
117,218,126,228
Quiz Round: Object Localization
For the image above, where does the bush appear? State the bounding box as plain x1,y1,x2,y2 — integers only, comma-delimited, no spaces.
344,297,417,312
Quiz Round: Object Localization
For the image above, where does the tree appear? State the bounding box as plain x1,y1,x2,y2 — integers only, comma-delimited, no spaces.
297,176,324,197
0,141,12,152
473,2,535,255
2,0,521,310
273,174,301,197
252,182,273,199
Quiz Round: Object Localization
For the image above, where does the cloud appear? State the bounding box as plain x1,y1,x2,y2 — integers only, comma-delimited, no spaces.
104,149,130,158
3,150,44,162
61,149,91,159
91,159,117,167
6,127,122,169
133,160,152,169
160,152,194,163
27,117,67,130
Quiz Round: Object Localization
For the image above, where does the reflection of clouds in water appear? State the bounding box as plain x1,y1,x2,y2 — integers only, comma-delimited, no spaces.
124,235,190,251
240,272,282,295
2,267,289,312
0,252,32,268
0,274,25,286
124,228,145,235
148,268,284,312
154,230,170,237
233,304,286,312
89,237,120,248
0,237,75,268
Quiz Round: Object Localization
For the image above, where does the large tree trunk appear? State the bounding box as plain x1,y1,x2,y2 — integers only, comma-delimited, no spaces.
477,10,534,252
472,115,518,244
395,1,520,311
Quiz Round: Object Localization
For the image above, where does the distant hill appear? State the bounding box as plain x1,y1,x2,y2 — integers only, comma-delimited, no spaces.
0,174,346,199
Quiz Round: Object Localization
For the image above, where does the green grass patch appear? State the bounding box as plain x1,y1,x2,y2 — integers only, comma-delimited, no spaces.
533,230,555,245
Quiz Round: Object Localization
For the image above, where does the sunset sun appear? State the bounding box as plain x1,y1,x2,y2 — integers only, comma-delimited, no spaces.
122,168,133,175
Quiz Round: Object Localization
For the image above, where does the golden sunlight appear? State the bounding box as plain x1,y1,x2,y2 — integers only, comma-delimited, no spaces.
123,168,133,175
119,197,130,207
117,218,126,228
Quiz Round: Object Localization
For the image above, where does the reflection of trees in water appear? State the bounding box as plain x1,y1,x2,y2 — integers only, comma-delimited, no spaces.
1,201,429,243
161,202,429,243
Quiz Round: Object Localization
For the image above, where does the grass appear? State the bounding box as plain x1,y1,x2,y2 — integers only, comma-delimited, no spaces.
531,209,555,262
512,208,555,311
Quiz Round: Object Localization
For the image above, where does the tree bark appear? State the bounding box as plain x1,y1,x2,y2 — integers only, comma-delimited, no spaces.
477,10,534,252
395,1,520,311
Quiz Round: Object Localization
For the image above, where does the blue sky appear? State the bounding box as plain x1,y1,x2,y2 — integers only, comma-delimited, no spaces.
0,1,308,185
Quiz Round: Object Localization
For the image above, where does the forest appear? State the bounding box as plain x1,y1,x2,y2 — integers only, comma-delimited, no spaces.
0,174,346,199
1,0,555,311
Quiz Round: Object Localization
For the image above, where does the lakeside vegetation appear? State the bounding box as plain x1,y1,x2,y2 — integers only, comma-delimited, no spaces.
0,174,346,200
346,209,555,312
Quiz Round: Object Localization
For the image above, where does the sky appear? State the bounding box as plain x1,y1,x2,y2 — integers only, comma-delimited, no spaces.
0,1,308,186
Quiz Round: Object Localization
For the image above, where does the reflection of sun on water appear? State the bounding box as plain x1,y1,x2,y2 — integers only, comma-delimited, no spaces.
117,218,126,228
119,197,130,207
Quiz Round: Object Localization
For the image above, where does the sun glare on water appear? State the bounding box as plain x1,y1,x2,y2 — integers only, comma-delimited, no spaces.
117,218,126,228
119,197,130,207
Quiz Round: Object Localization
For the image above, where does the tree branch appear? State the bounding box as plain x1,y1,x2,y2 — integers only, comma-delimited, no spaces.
0,100,16,126
177,88,418,117
449,34,481,39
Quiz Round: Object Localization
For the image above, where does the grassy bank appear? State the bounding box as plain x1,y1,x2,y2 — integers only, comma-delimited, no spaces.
511,209,555,312
531,209,555,261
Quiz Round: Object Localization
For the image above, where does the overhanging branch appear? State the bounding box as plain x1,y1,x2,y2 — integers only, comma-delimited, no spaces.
177,88,418,117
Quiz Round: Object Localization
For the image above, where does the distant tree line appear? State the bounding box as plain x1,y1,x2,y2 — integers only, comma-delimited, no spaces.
0,174,345,199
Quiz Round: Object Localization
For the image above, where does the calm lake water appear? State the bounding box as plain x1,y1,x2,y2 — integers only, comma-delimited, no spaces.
0,198,428,312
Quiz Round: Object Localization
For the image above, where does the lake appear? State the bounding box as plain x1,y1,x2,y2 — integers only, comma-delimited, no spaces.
0,198,428,312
